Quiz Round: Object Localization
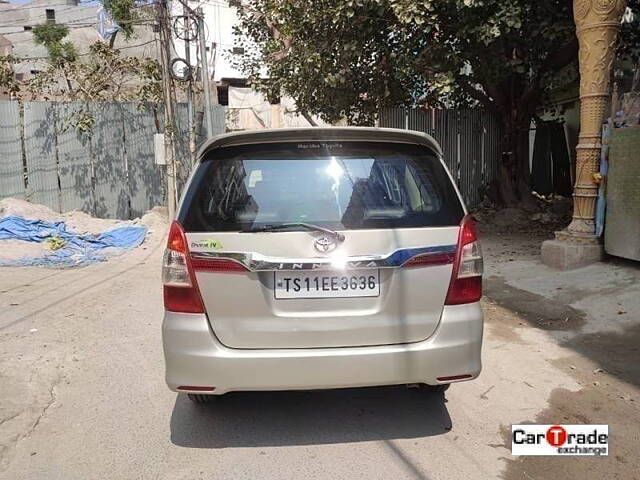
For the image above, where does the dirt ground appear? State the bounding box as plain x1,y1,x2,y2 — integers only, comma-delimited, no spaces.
479,221,640,480
0,213,638,480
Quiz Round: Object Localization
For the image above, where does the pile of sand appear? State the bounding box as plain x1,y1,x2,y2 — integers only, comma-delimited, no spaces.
0,198,168,263
0,239,48,261
0,198,127,234
135,206,168,233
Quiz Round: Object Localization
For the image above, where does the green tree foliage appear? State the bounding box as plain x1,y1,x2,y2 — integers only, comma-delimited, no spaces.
0,55,20,97
32,22,77,65
101,0,140,39
2,3,161,133
26,42,162,133
233,0,640,204
29,41,162,101
233,1,419,126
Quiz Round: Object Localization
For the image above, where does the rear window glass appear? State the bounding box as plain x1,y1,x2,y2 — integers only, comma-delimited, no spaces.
179,142,464,231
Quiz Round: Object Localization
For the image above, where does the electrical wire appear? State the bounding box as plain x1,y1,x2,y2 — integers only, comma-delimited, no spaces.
0,0,95,13
0,18,157,34
15,38,158,60
198,0,233,8
0,24,98,34
0,0,154,27
0,5,92,23
0,15,102,28
0,9,158,27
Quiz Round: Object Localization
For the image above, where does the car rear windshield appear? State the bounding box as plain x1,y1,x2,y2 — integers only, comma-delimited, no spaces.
179,141,464,232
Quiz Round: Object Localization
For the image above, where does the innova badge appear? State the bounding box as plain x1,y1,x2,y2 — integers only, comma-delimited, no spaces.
314,236,337,253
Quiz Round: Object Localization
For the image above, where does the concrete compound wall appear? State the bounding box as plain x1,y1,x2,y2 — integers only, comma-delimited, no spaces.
606,126,640,261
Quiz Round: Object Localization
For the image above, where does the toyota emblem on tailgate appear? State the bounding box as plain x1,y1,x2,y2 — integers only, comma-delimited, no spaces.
314,236,337,253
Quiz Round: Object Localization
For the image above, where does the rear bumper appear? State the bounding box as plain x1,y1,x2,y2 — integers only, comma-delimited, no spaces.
162,303,483,394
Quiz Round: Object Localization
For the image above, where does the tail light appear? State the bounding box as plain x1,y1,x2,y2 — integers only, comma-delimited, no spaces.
445,215,483,305
162,221,205,313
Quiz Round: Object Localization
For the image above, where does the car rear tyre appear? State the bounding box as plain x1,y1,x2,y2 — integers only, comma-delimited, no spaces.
424,384,450,393
187,393,217,403
408,383,450,393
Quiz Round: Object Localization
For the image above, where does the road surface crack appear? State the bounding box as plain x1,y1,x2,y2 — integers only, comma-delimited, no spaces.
0,368,64,472
25,370,62,440
0,412,22,429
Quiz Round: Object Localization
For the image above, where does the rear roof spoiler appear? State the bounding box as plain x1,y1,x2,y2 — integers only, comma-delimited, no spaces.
197,127,444,160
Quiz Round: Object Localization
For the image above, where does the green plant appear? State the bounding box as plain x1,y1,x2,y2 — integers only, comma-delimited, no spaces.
101,0,140,39
32,22,78,65
0,54,20,96
27,42,163,133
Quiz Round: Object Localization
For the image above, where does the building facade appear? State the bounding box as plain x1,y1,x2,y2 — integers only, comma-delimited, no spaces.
0,0,159,81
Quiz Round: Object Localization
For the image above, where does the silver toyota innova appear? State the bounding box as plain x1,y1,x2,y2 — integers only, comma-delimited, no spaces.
162,127,483,402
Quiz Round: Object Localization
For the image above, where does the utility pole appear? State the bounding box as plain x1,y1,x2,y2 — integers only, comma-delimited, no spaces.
197,7,216,138
210,42,219,105
182,4,196,166
157,0,178,219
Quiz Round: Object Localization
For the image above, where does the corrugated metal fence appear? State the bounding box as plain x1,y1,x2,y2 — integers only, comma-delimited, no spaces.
379,108,502,207
0,102,499,217
0,101,225,219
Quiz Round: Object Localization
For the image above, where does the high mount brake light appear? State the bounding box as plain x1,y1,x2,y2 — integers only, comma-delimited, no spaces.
445,215,483,305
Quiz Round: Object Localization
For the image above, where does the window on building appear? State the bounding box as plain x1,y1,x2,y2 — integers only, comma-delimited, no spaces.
45,9,55,22
23,26,32,31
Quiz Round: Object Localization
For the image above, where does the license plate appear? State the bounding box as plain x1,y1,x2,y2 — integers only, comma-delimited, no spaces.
274,269,380,299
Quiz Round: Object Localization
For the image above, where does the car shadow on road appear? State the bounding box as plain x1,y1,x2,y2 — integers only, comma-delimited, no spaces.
170,385,451,448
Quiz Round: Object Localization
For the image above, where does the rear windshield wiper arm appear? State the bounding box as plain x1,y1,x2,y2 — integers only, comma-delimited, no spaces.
241,222,345,242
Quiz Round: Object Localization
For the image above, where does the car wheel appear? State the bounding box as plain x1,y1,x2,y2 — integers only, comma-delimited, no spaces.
424,384,450,393
187,393,217,403
408,383,450,393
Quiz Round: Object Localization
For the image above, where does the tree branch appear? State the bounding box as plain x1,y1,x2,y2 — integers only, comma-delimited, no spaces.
239,2,294,62
301,109,318,126
473,45,509,109
458,79,497,111
540,37,579,75
519,38,579,112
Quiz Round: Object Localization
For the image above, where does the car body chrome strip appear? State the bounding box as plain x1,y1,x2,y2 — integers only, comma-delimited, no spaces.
190,245,457,272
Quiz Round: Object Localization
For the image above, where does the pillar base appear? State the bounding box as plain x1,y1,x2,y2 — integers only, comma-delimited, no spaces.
541,231,604,270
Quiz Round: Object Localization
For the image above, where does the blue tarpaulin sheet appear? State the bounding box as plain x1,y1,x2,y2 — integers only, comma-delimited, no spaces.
0,215,147,267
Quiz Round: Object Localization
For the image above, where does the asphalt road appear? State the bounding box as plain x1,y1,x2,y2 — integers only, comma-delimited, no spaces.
1,226,638,480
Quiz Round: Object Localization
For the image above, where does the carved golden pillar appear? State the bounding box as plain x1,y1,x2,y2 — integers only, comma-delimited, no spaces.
542,0,626,269
564,0,627,236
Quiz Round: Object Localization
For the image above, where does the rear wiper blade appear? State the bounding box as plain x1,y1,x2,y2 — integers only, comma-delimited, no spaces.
241,222,345,242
